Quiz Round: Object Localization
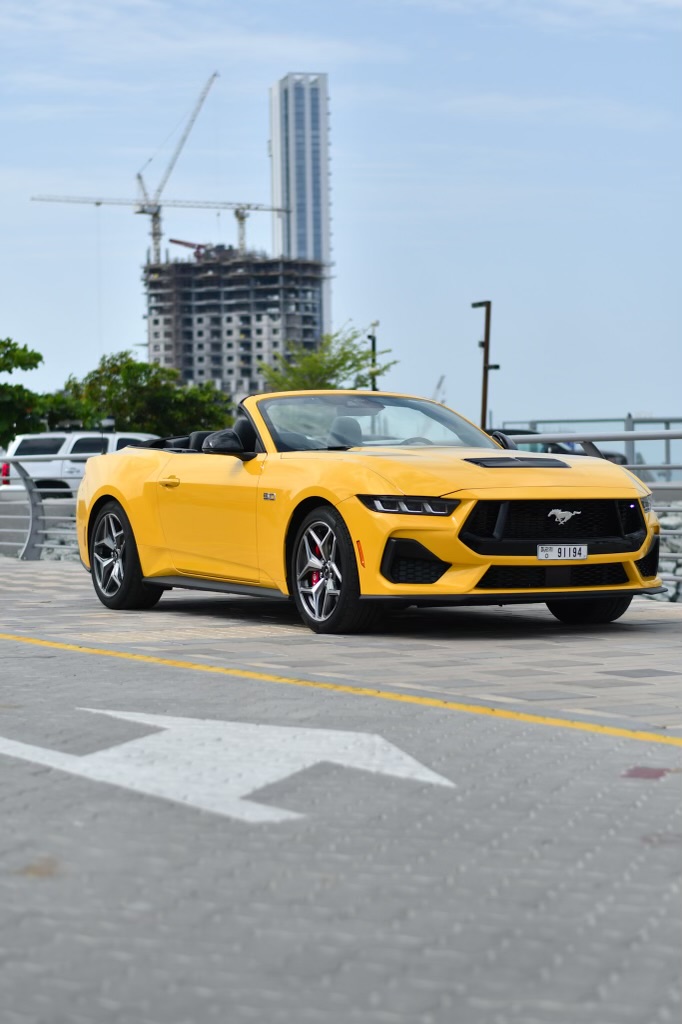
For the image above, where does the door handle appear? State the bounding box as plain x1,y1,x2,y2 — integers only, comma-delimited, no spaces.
159,476,180,488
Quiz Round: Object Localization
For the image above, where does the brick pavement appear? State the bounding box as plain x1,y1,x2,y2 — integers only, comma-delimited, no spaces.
0,558,681,1024
1,558,681,733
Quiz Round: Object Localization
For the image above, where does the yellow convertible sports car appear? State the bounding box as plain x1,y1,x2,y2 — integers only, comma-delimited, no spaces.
76,390,664,634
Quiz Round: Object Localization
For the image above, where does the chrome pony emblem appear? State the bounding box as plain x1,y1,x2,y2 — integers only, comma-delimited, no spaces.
548,508,581,525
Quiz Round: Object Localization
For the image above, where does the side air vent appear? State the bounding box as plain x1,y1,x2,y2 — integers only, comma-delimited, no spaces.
635,537,660,579
380,539,450,584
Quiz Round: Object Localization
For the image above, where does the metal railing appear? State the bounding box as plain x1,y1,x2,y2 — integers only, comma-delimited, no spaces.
0,454,86,561
502,416,682,484
504,429,682,490
1,443,681,600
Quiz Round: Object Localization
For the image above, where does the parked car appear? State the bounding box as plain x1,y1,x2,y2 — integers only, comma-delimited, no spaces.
492,428,628,465
1,431,158,497
76,390,663,633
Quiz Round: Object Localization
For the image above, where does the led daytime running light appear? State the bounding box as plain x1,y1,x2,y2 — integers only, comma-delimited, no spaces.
358,495,459,516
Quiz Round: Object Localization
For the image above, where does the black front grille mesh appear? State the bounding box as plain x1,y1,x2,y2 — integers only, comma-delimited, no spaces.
478,563,629,590
617,501,647,535
391,558,447,584
461,499,646,555
465,499,644,540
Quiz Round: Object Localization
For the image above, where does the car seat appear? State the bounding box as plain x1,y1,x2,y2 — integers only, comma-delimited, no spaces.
188,430,215,451
328,416,363,447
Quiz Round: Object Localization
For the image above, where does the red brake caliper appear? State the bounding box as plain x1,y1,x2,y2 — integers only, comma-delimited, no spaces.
311,542,321,586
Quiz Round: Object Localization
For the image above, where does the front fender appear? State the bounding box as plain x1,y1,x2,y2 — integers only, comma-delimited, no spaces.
255,454,397,591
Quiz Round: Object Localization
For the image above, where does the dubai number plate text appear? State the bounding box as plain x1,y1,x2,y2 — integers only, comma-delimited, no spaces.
537,544,587,561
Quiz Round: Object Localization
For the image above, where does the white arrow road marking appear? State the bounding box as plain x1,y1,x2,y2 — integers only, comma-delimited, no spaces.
0,709,454,823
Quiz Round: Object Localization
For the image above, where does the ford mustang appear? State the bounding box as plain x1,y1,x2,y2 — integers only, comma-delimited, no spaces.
76,390,664,633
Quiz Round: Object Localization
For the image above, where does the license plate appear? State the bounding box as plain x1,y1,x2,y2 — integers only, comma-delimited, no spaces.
537,544,588,561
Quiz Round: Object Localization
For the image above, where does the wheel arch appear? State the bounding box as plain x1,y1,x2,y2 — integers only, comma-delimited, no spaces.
87,493,164,610
86,494,126,556
284,497,336,594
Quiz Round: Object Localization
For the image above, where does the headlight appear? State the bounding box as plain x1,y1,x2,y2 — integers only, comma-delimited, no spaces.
357,495,460,516
640,494,653,514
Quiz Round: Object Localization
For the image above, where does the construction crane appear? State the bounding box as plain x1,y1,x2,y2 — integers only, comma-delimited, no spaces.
130,70,218,261
169,238,211,260
33,194,287,258
31,71,288,259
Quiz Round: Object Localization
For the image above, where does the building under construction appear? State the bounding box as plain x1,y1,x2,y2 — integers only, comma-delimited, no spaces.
34,71,332,402
144,244,324,400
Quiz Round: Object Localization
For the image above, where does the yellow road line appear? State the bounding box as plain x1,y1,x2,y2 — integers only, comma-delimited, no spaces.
2,631,681,747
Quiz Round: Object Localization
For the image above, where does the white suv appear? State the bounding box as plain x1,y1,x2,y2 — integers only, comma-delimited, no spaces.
1,431,158,497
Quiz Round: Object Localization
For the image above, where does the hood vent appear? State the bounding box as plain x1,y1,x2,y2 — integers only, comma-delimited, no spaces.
464,457,569,469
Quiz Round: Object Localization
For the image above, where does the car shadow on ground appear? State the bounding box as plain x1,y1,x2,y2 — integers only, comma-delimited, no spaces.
151,591,648,641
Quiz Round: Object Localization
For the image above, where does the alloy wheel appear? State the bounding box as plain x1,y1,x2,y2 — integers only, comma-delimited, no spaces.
294,520,343,623
92,511,127,598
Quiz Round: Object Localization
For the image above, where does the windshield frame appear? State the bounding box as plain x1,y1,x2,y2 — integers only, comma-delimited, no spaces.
255,392,496,453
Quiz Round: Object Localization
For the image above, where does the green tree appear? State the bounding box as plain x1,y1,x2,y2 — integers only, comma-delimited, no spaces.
0,338,44,448
37,389,86,431
258,327,397,392
56,351,233,436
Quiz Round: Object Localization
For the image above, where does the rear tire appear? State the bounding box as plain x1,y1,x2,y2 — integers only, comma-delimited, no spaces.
546,594,633,625
290,506,381,634
90,500,163,610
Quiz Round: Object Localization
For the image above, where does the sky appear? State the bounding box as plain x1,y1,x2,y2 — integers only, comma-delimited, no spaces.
1,0,681,429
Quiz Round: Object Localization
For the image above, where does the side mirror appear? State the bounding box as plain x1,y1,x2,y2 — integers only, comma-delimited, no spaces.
202,429,257,462
488,430,518,450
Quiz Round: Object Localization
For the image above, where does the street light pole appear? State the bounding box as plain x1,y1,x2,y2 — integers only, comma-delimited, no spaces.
367,321,379,391
471,300,499,429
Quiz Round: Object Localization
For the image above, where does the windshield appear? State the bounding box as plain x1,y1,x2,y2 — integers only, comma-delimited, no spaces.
256,394,495,453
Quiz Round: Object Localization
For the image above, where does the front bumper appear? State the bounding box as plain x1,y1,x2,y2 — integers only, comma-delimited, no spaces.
340,492,663,602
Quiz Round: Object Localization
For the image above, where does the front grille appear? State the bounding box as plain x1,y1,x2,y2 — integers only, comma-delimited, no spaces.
635,537,660,579
478,563,629,590
461,499,646,555
381,539,450,584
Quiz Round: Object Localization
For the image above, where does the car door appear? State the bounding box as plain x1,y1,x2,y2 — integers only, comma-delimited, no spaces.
154,450,264,582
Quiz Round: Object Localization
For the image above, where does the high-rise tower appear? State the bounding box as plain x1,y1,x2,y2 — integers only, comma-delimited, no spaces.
270,73,331,332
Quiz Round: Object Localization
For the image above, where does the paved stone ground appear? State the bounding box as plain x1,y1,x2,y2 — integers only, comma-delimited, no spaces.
1,559,681,1024
1,559,681,733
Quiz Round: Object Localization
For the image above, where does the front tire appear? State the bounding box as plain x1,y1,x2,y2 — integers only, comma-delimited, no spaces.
90,500,163,610
290,507,380,634
546,594,633,625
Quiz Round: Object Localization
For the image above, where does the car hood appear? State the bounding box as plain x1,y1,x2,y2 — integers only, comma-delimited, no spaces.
326,447,646,497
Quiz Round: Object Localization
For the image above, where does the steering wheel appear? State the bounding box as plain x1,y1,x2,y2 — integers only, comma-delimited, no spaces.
401,436,434,445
